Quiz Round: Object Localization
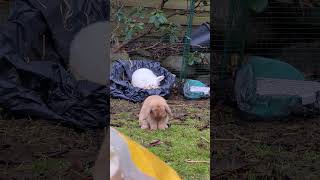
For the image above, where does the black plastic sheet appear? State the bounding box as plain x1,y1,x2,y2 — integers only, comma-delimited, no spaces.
110,60,176,103
0,0,109,129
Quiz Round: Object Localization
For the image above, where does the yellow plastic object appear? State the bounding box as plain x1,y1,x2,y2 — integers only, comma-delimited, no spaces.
110,127,181,180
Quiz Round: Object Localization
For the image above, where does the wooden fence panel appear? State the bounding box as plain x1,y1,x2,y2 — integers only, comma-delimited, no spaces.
111,0,210,42
124,0,210,12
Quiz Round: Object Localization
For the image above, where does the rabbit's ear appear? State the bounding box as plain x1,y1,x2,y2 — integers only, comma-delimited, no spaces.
165,104,173,117
156,75,165,82
139,105,152,121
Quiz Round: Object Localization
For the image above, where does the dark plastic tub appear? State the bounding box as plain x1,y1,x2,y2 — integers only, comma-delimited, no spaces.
190,22,210,51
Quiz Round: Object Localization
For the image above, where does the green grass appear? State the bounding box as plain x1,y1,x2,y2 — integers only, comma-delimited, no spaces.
112,116,210,180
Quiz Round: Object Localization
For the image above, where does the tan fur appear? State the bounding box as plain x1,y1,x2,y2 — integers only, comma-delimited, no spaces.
139,95,173,130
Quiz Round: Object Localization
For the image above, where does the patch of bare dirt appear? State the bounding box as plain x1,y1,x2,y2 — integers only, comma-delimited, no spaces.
111,94,210,126
212,106,320,179
0,118,104,180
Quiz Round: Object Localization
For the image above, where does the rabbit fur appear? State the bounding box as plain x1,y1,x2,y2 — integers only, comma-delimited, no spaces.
139,95,173,130
131,68,165,89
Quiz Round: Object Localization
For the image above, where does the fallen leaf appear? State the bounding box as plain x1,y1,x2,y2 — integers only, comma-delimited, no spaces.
148,140,162,147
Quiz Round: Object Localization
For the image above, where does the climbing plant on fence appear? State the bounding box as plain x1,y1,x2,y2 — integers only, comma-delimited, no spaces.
111,0,181,53
110,0,210,85
111,0,210,58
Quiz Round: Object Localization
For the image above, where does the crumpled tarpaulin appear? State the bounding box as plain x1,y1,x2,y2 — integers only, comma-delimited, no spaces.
110,60,176,103
0,0,109,129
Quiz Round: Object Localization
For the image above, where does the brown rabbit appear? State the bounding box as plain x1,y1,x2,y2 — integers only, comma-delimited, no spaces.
139,95,173,130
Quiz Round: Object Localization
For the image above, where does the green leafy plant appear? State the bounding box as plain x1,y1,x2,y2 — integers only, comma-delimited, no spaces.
113,3,180,44
160,22,180,43
111,0,210,56
149,10,168,28
115,7,146,41
186,51,206,66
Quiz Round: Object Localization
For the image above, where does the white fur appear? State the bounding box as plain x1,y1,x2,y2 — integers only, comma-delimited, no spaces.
131,68,165,89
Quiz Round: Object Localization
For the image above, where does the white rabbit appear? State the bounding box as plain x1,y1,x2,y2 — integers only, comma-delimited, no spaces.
131,68,165,89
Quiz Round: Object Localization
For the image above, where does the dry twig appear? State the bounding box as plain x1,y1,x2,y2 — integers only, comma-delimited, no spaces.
227,130,261,143
200,136,210,143
185,160,210,163
213,138,238,142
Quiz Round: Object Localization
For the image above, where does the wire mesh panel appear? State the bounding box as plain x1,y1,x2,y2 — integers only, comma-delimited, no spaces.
213,0,320,102
245,0,320,80
212,0,248,102
179,0,210,86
